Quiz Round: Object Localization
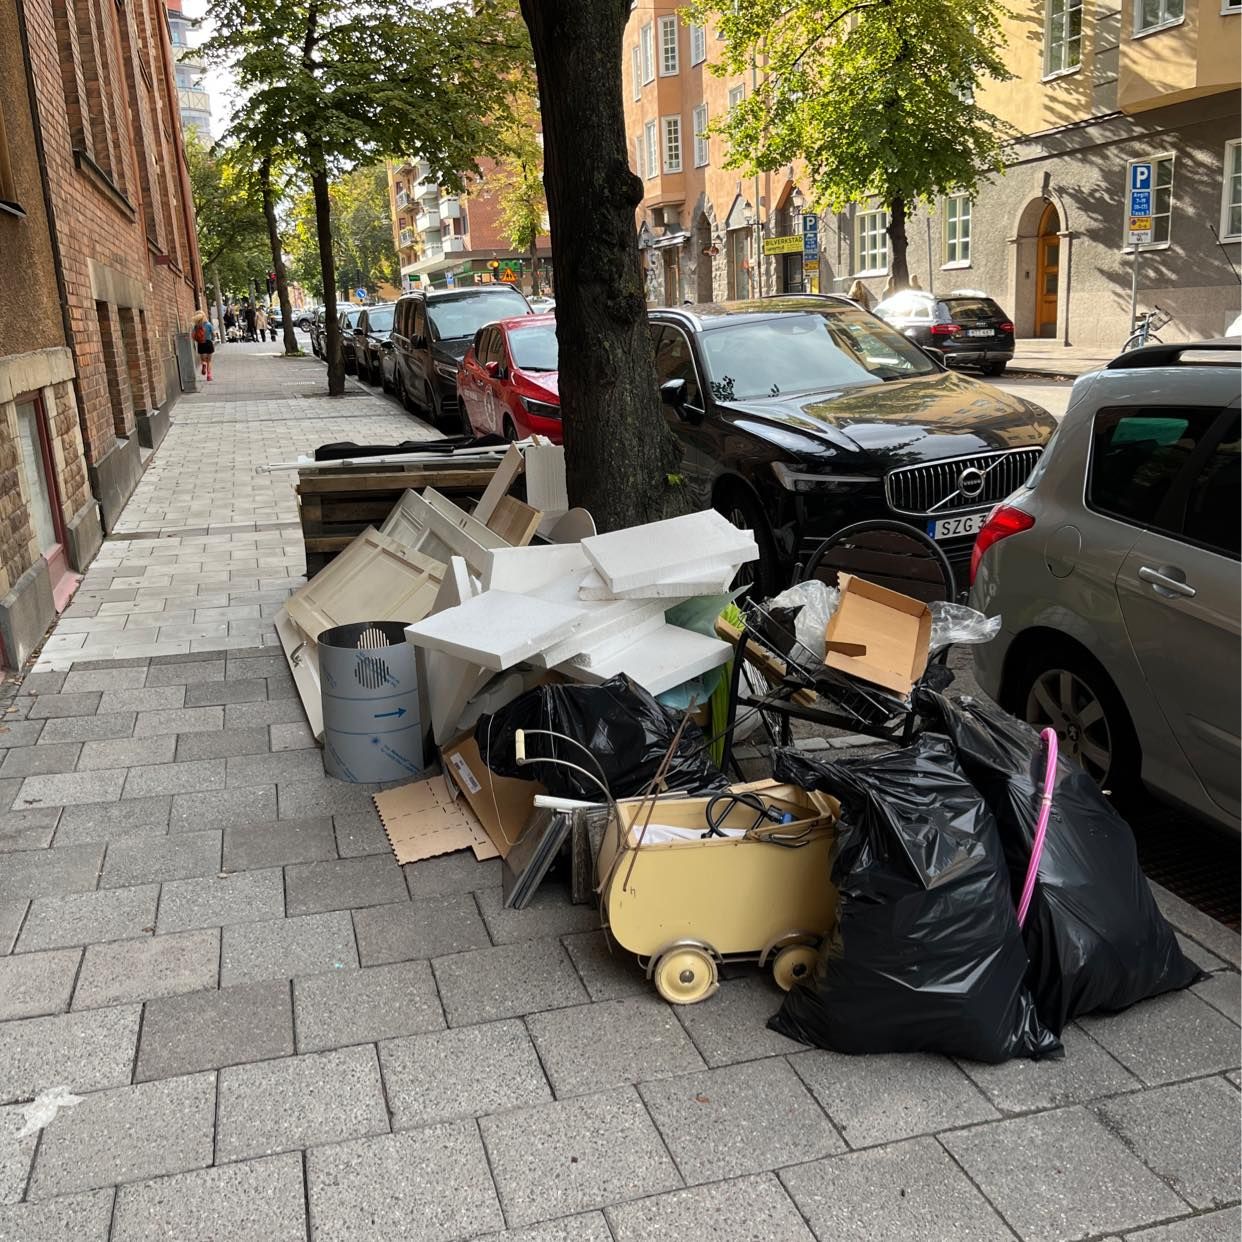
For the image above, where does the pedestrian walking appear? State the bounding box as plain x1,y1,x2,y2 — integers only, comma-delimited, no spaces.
192,309,215,382
243,300,257,342
909,274,923,290
267,309,277,342
255,306,268,343
846,279,873,311
222,304,236,342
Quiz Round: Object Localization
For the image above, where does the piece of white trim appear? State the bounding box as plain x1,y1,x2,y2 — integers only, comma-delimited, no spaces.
275,607,324,741
582,509,756,593
421,556,491,745
524,442,568,515
472,442,525,524
556,624,731,696
389,488,507,576
405,590,587,672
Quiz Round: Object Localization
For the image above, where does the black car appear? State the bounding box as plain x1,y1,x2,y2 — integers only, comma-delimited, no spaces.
311,306,364,370
873,290,1014,376
391,285,532,431
353,303,396,388
648,297,1056,596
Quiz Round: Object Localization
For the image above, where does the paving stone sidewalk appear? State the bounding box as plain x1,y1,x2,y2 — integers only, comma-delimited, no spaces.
0,344,1237,1241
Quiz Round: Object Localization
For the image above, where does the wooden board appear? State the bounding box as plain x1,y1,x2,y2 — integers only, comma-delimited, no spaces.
472,443,524,524
286,527,445,640
486,495,542,548
714,616,817,708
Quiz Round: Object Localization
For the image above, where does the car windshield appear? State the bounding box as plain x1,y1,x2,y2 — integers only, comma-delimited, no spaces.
508,324,558,371
367,306,394,333
943,298,1004,323
698,309,937,401
428,293,529,340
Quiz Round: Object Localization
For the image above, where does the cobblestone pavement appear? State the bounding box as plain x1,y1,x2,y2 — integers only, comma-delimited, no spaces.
0,344,1237,1241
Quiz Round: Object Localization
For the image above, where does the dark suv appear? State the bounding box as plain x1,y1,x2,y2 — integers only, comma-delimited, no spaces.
648,296,1055,596
874,290,1015,376
353,303,396,387
391,286,532,431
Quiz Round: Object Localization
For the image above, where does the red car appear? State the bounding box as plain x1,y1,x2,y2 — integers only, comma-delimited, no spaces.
457,314,561,442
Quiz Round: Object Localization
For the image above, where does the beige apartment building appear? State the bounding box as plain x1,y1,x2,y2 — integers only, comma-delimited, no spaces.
386,159,552,294
622,0,1241,347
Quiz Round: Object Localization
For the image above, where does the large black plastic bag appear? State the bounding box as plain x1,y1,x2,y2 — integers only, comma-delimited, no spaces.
475,675,727,801
915,690,1202,1033
770,741,1061,1063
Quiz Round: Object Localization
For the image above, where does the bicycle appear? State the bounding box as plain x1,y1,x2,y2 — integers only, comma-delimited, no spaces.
1122,305,1171,352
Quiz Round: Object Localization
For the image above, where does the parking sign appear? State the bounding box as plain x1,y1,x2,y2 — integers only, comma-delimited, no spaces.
1128,163,1153,245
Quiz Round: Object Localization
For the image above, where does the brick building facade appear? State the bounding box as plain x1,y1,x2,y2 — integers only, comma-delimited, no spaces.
0,0,201,667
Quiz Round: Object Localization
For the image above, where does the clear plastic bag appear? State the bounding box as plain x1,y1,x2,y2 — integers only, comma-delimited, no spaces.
929,601,1001,652
765,581,840,664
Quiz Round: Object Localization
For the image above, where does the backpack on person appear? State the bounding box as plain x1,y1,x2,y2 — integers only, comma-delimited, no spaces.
193,322,206,344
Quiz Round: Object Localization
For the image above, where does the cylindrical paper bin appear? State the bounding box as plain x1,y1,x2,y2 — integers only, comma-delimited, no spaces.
319,621,425,783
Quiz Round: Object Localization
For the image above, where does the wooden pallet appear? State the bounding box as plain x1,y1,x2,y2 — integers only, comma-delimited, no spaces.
296,463,498,575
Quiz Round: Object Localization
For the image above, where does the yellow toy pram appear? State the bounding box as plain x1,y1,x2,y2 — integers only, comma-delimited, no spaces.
595,779,840,1004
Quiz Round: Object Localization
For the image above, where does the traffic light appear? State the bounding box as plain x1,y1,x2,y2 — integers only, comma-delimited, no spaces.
487,259,500,271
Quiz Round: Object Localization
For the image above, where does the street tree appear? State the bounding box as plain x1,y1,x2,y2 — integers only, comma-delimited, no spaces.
519,0,684,530
205,0,527,395
488,104,548,297
691,0,1013,288
258,157,300,356
184,131,268,327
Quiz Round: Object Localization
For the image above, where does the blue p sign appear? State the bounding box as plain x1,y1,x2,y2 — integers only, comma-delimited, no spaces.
1130,162,1152,192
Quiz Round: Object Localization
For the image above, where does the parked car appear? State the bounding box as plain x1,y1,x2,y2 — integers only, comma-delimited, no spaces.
309,306,362,367
391,285,533,431
528,296,556,314
970,338,1239,830
874,290,1014,376
646,295,1056,597
353,303,397,387
457,314,561,442
292,306,316,332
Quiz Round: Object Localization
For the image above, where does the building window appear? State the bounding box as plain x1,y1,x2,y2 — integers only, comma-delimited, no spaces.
662,116,682,173
644,120,658,180
943,195,972,265
727,84,745,113
635,135,643,175
659,15,679,75
1044,0,1083,74
1135,0,1184,31
692,103,709,167
690,22,707,64
631,46,640,100
1126,154,1174,246
1224,0,1241,12
855,210,889,275
1223,140,1242,240
640,23,654,84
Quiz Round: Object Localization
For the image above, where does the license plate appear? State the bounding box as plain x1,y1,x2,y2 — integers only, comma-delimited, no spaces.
965,328,995,337
927,512,987,540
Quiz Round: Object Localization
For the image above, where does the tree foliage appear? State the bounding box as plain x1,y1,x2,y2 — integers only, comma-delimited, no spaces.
691,0,1013,283
486,101,548,291
286,167,396,300
184,129,269,296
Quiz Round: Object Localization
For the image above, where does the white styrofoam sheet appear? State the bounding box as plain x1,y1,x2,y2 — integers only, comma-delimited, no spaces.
405,590,586,672
422,556,489,744
582,510,757,593
484,542,591,593
534,595,666,669
576,565,738,601
556,624,731,697
525,442,567,515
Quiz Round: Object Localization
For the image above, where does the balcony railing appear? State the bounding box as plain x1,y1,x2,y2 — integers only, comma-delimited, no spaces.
438,195,461,221
415,206,441,232
395,188,409,210
442,236,465,254
399,228,415,247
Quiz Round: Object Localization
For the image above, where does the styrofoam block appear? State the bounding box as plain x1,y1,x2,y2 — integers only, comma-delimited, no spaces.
405,590,586,672
577,566,737,601
535,597,667,669
484,543,590,593
582,510,757,593
555,624,731,697
525,442,567,515
563,607,669,668
421,555,488,744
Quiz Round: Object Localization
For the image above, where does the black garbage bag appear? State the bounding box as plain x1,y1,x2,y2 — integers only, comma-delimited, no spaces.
769,740,1061,1064
475,675,727,801
914,690,1203,1033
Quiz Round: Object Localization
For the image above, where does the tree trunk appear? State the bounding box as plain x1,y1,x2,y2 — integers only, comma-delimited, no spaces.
887,197,910,291
210,263,224,342
311,162,344,396
529,238,540,297
260,159,299,357
519,0,682,531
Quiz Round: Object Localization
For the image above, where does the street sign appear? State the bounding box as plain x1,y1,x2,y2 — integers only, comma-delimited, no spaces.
763,234,803,255
801,213,818,235
499,267,517,283
355,287,366,299
803,233,820,260
1128,163,1154,246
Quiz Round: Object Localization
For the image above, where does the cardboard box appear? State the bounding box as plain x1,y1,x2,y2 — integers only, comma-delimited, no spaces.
823,573,931,696
439,735,545,859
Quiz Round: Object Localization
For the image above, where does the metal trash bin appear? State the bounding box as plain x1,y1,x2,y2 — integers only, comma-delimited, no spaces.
319,622,425,783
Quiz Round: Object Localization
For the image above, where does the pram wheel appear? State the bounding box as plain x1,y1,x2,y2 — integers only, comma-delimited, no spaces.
772,943,817,991
653,945,718,1005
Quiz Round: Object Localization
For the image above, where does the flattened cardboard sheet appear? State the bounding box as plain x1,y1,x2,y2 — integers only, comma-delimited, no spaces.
373,774,499,864
439,735,544,859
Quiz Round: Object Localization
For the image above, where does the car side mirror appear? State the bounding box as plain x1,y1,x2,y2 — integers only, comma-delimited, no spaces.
922,346,947,367
381,339,394,351
484,360,500,378
660,378,688,409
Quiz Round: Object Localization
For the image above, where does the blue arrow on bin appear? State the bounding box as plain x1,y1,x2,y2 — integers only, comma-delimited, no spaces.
374,707,407,719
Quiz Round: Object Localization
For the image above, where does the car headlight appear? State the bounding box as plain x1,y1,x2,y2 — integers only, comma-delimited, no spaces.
771,462,879,493
434,362,459,380
521,397,561,419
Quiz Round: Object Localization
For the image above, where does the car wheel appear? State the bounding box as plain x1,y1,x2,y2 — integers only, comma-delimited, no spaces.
502,417,519,443
1008,645,1138,793
716,484,780,600
397,371,416,414
982,362,1007,377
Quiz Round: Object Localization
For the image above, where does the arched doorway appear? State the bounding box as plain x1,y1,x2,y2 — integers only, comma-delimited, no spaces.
1035,203,1061,339
694,214,714,302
